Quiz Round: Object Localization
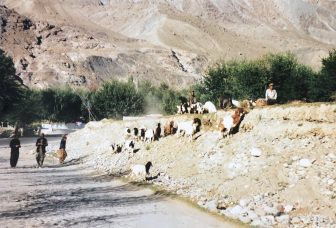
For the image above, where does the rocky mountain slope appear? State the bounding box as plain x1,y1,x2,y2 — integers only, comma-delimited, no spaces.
1,0,335,88
66,103,336,227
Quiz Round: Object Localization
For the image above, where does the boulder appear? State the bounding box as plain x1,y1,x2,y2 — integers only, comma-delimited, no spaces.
299,159,311,167
276,214,290,224
260,215,276,226
203,200,218,212
251,147,262,157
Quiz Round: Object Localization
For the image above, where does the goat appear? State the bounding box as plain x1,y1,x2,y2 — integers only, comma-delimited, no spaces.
133,127,139,140
124,140,135,153
111,143,123,153
125,127,131,137
232,99,241,108
154,123,161,141
144,128,155,143
140,126,146,141
254,98,267,107
131,161,153,180
164,120,175,136
177,119,201,141
218,108,245,138
203,101,217,113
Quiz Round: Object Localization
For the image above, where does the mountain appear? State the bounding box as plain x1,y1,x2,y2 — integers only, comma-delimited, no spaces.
1,0,335,88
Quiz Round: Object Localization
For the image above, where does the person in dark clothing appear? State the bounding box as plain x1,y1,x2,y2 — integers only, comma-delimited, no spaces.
36,133,48,168
9,135,21,168
188,90,197,107
58,135,67,164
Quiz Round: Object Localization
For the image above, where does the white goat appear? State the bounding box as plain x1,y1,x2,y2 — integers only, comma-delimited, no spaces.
177,121,197,141
144,128,155,143
232,99,241,108
203,101,217,113
131,161,153,180
124,139,135,153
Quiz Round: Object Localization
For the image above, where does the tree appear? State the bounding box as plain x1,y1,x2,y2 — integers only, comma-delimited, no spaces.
40,88,83,122
5,89,43,125
92,80,144,119
320,49,336,101
0,49,24,118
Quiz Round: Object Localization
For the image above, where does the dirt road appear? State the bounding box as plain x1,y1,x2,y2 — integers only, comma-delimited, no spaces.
0,138,240,228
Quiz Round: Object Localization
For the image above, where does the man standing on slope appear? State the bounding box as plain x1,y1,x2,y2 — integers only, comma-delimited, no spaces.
36,133,48,168
265,83,277,105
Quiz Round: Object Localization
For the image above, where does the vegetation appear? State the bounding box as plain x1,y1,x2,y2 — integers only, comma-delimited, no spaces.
200,51,336,104
0,49,25,119
91,80,144,119
1,48,336,128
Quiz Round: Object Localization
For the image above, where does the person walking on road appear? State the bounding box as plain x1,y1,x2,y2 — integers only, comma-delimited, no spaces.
9,135,21,168
36,133,48,168
58,135,67,165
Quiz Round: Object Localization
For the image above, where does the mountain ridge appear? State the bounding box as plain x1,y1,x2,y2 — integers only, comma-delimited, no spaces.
1,0,335,88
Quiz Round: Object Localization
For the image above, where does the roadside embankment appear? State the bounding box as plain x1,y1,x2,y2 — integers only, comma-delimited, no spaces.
67,103,336,227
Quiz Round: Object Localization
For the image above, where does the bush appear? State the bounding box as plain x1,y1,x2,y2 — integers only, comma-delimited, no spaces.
92,80,144,119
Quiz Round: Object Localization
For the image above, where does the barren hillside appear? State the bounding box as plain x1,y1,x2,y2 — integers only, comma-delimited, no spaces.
1,0,335,88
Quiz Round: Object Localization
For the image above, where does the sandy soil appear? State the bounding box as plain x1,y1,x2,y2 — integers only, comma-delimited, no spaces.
0,138,241,228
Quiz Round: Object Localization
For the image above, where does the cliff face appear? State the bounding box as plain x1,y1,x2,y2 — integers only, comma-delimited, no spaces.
1,0,335,88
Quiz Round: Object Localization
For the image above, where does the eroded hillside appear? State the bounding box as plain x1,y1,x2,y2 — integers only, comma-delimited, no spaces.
1,0,336,88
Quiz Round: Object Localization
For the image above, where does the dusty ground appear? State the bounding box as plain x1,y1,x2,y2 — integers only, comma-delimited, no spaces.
0,138,241,227
66,103,336,227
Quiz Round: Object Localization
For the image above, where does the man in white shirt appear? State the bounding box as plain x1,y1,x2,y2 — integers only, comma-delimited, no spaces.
265,83,277,105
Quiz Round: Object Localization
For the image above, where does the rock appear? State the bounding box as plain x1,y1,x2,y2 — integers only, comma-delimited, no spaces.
239,198,250,207
327,179,335,185
254,206,266,217
284,204,293,213
251,147,262,157
204,200,218,212
260,215,276,226
276,214,290,224
251,218,263,226
263,205,279,216
291,217,301,224
239,215,251,224
299,159,311,167
247,210,259,220
228,205,244,218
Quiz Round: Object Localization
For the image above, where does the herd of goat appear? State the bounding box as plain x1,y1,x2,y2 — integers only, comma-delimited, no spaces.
112,100,249,178
112,101,249,153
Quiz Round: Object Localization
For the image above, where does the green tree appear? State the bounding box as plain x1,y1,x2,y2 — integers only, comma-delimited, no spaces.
5,89,43,125
0,49,24,118
319,49,336,101
40,88,83,122
92,80,144,119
